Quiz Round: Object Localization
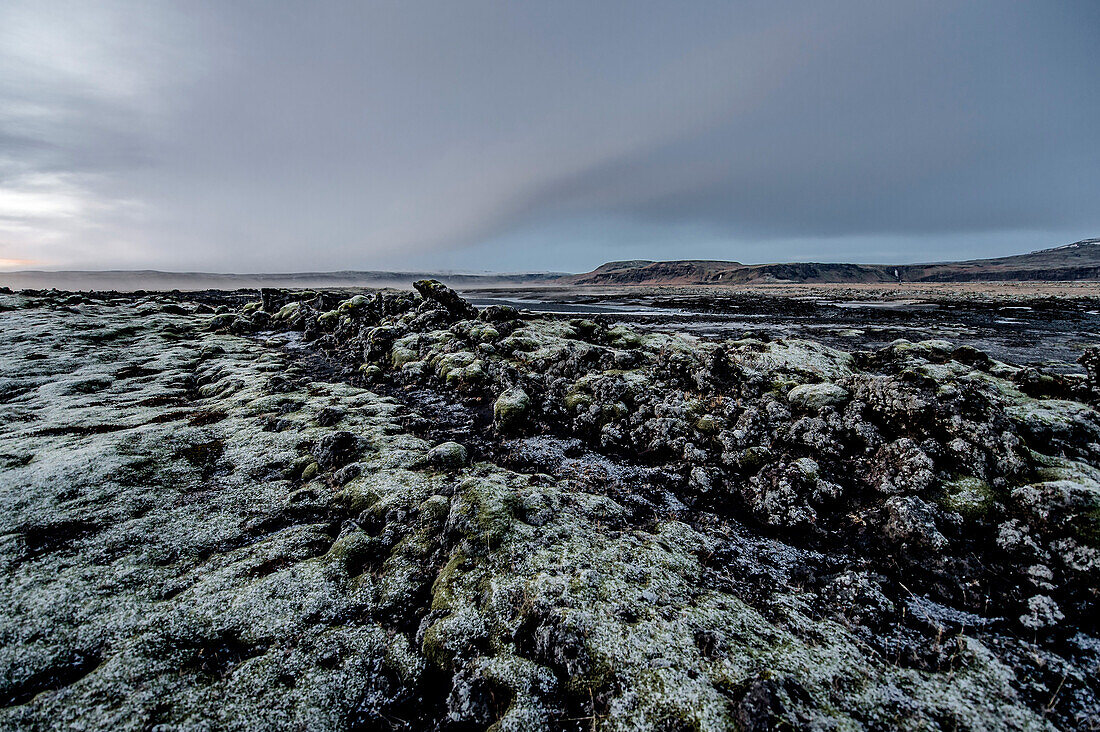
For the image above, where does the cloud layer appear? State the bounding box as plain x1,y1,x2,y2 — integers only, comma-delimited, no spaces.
1,1,1097,271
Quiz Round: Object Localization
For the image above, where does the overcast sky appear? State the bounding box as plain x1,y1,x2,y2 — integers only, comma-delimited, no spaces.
1,1,1097,272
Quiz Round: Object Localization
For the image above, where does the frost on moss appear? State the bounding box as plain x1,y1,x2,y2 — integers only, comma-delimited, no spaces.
2,290,1095,731
743,339,856,383
0,297,448,730
422,465,1052,731
494,387,531,432
940,476,998,518
786,381,849,411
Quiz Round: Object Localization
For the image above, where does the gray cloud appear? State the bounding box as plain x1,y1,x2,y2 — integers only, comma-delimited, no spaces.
0,0,1097,271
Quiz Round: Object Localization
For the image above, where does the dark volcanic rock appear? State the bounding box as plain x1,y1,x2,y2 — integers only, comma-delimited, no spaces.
413,279,478,319
315,430,360,469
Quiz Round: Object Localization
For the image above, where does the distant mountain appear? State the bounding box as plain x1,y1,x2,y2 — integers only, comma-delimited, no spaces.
0,269,564,292
3,239,1098,292
567,239,1100,285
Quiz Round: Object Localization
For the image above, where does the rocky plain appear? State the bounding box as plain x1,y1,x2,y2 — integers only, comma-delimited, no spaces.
1,281,1099,730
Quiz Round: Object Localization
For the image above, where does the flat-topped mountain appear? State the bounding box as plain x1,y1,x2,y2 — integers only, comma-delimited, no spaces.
570,238,1100,285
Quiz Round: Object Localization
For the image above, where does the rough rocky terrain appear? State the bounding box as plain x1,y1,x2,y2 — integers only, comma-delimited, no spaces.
466,285,1100,376
2,282,1099,730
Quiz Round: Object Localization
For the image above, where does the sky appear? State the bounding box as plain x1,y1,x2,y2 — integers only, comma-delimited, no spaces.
0,1,1098,273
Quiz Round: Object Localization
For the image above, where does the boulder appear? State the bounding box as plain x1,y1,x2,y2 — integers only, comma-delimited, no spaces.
316,431,360,470
428,441,468,469
478,304,520,323
786,382,849,411
494,387,530,432
413,279,477,319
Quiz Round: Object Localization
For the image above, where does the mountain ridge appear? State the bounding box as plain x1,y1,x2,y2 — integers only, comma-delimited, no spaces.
567,239,1100,285
2,239,1097,290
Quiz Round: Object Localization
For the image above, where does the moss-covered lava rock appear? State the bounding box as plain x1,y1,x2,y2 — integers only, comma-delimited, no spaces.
2,284,1098,730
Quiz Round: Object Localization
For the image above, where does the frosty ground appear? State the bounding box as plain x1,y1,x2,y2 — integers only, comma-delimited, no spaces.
0,284,1098,730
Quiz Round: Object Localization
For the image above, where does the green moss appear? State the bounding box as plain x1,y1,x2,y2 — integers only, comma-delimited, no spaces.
494,387,530,432
436,351,476,377
341,483,383,514
752,339,856,383
429,551,469,614
570,318,600,338
564,389,592,412
286,454,316,479
324,530,372,574
427,442,468,469
449,362,486,387
1031,451,1100,484
274,301,302,322
500,334,540,353
939,477,997,518
600,401,629,423
437,352,485,388
421,607,487,670
401,360,428,378
608,325,643,349
337,295,369,313
4,294,1077,731
737,445,772,472
358,363,382,382
393,333,422,351
419,494,451,524
694,415,721,434
391,346,419,367
786,382,849,411
451,477,517,550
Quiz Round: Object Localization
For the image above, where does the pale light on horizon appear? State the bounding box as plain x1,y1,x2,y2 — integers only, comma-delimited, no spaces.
0,258,36,269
